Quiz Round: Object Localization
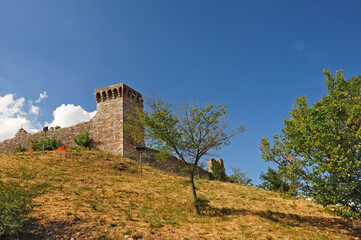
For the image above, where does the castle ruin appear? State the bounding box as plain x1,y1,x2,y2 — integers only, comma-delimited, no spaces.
0,83,212,177
0,83,143,159
206,158,224,173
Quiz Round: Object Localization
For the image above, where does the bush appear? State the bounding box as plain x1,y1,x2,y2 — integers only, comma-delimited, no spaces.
325,204,360,220
13,143,26,153
0,165,48,239
229,167,253,186
73,131,90,149
31,136,63,151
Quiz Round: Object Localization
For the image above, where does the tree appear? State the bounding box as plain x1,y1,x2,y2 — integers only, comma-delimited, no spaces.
127,97,245,214
260,70,361,216
229,167,253,186
258,167,292,194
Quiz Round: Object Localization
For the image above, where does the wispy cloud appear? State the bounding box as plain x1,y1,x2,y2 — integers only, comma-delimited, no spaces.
293,42,305,52
35,91,48,103
0,76,12,92
29,105,40,115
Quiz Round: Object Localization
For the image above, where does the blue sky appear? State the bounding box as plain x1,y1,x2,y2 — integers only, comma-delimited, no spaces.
1,0,361,184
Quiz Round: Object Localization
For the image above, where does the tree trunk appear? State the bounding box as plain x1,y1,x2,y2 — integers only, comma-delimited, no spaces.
189,173,200,214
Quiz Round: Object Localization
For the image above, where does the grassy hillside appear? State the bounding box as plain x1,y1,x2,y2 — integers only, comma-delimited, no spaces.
0,151,360,240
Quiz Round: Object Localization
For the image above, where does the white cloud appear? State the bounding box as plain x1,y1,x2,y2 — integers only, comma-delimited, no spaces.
0,92,96,142
0,94,25,118
0,94,39,141
48,104,96,128
0,117,39,141
35,91,48,103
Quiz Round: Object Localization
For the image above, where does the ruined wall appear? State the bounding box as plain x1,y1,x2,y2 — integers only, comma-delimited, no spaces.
0,121,92,153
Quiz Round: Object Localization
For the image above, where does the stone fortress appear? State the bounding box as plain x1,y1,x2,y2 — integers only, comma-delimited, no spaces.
0,83,143,159
0,83,214,176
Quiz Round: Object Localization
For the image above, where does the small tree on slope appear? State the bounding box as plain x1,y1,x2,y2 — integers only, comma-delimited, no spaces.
127,97,245,214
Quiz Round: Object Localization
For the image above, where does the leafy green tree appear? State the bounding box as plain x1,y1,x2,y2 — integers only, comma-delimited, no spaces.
211,160,227,182
73,131,90,149
127,97,245,214
258,167,291,194
229,167,253,186
260,70,361,216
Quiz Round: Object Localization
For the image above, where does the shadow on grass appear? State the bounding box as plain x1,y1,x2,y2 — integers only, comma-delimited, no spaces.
0,217,45,240
204,206,361,238
43,218,120,240
42,219,89,240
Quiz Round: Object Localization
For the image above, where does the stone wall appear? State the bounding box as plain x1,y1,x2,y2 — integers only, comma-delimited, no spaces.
0,121,92,153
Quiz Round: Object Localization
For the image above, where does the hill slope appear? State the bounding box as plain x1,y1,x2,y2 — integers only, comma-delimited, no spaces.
0,151,360,240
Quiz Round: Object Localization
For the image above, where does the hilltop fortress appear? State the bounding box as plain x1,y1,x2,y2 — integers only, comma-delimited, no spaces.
0,83,211,177
0,83,143,159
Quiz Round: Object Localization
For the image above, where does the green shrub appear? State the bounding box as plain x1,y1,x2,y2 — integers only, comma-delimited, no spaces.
30,136,63,151
325,204,360,220
13,143,26,153
0,165,48,239
229,167,253,186
73,131,90,149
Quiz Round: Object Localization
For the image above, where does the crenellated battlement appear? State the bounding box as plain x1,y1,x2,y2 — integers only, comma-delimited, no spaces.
94,83,143,105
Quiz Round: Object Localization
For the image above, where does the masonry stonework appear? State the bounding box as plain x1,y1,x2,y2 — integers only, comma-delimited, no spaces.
0,83,143,158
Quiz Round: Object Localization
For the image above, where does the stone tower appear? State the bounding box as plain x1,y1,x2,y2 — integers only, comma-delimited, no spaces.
207,158,224,173
93,83,143,158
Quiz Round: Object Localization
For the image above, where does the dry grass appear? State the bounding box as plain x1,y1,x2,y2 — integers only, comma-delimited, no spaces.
0,151,360,240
